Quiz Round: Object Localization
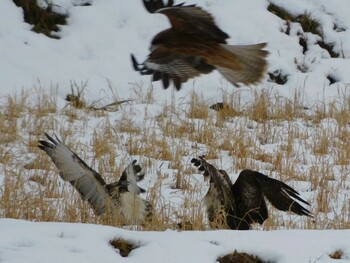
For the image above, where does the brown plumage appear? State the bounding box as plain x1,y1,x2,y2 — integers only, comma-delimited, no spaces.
191,156,312,230
38,133,153,225
131,0,269,90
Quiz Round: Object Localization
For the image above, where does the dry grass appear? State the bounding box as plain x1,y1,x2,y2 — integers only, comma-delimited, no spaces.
1,83,350,231
329,249,344,260
13,0,68,39
109,238,138,257
218,250,269,263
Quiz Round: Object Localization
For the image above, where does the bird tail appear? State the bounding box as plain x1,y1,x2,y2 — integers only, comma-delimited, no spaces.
215,43,268,87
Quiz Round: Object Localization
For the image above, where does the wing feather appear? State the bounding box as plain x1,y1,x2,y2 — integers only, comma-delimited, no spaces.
262,177,313,217
239,170,313,217
156,5,229,42
192,157,235,208
143,0,228,42
134,48,215,89
191,157,238,229
217,43,268,87
38,133,111,215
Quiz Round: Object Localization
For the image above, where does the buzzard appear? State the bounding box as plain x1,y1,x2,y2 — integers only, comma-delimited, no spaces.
191,156,312,230
38,133,153,225
131,0,268,90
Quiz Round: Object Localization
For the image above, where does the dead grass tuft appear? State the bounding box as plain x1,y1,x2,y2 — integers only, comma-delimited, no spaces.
13,0,68,38
130,83,155,104
329,249,344,259
186,91,209,119
109,238,139,257
218,250,270,263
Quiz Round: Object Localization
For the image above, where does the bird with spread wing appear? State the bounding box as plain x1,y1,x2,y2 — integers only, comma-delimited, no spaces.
38,133,153,225
131,0,269,90
191,156,312,230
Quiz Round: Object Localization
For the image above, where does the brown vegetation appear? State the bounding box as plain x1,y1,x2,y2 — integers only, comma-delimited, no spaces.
1,83,350,230
109,238,138,257
218,250,270,263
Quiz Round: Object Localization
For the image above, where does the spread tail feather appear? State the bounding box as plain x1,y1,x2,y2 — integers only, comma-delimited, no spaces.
216,43,268,87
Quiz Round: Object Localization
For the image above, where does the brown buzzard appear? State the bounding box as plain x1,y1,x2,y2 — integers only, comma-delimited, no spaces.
191,156,312,230
131,0,269,90
38,133,153,225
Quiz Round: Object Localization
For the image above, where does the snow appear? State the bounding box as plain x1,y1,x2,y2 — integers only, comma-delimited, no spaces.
1,0,350,104
1,219,349,263
1,0,350,262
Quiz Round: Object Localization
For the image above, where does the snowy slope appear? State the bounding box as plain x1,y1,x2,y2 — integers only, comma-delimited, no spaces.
1,0,350,104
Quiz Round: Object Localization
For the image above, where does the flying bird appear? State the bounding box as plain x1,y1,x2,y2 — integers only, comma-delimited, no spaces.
191,156,312,230
38,133,153,225
131,0,268,90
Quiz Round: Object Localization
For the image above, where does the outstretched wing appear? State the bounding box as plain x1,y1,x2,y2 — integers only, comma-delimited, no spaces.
38,133,111,215
131,53,215,90
191,157,238,229
143,0,229,42
132,0,229,90
234,170,313,219
259,173,312,217
191,157,234,207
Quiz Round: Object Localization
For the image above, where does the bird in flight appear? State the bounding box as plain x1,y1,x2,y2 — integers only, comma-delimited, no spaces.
131,0,268,90
38,133,153,225
191,156,312,230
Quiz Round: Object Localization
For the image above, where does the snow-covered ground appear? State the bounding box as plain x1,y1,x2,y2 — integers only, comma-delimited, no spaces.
1,219,349,263
1,0,350,262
